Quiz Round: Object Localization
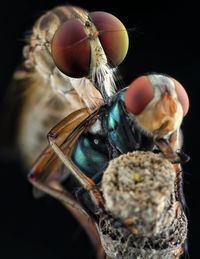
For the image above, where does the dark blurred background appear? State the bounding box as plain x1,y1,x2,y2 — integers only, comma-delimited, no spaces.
0,1,199,258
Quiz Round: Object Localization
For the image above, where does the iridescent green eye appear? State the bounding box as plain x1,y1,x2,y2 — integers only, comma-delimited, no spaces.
89,11,129,66
51,11,129,78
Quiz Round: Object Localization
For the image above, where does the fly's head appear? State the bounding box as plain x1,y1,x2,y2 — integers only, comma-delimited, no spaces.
25,6,129,108
51,9,129,99
51,11,129,78
125,74,189,162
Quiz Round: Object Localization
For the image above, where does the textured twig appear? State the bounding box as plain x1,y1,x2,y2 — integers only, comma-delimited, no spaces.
97,151,187,259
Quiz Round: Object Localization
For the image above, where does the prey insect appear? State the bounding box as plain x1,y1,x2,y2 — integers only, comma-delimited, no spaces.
13,5,189,259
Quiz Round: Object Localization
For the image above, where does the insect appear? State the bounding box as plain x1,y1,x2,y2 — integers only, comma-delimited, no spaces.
12,5,189,259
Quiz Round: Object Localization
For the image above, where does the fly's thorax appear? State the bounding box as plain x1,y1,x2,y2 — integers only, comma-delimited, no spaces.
87,105,109,136
31,6,89,46
88,119,103,135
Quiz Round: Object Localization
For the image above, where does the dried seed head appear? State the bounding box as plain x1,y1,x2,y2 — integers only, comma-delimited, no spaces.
99,151,187,259
102,151,176,233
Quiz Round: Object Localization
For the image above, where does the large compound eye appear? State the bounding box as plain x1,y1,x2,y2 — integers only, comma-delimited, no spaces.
125,76,154,115
172,78,189,116
51,19,90,78
89,11,129,66
51,11,129,78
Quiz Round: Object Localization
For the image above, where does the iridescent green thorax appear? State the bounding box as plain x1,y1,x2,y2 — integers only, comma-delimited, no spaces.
72,88,154,180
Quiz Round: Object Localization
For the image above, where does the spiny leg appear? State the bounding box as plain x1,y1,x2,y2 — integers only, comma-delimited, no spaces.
169,130,190,163
28,108,105,258
154,137,180,163
28,108,94,208
164,130,187,210
31,162,105,258
51,181,105,259
29,148,105,259
48,127,104,209
29,145,87,215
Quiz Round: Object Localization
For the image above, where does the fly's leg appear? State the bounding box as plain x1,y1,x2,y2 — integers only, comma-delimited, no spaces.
29,145,86,214
28,107,94,207
46,122,107,258
154,131,189,163
48,128,104,209
41,107,105,209
161,130,187,210
29,144,105,259
154,122,189,163
154,137,180,163
154,131,187,208
28,109,106,259
169,130,190,163
50,181,105,259
168,131,186,206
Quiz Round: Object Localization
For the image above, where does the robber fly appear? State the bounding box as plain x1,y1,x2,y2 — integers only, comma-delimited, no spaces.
11,5,189,259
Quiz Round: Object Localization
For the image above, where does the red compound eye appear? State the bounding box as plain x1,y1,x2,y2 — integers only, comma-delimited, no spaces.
172,78,189,116
51,11,129,78
89,11,129,66
125,76,154,115
52,19,90,78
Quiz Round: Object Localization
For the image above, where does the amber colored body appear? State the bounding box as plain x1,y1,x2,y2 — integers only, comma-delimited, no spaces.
12,6,102,167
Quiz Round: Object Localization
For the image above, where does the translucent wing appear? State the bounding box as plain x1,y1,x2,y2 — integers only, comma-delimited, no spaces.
11,6,110,168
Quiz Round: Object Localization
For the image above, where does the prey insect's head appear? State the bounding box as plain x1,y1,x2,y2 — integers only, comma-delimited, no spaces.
51,11,129,78
125,74,189,138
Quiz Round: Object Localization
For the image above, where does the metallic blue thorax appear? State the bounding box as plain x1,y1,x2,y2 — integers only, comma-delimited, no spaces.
72,88,154,180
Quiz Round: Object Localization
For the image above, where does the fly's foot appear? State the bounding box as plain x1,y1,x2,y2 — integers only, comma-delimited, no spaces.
176,150,190,163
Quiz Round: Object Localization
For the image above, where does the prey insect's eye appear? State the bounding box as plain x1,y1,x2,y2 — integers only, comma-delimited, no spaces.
89,11,129,67
125,76,154,115
172,78,189,116
51,11,129,78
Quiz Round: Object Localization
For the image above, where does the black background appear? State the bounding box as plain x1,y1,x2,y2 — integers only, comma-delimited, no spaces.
0,1,199,258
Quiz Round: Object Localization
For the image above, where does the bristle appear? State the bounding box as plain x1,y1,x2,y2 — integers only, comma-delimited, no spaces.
91,63,117,98
69,77,103,110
